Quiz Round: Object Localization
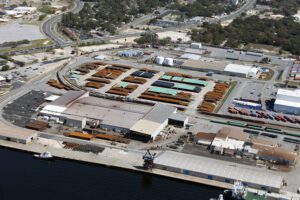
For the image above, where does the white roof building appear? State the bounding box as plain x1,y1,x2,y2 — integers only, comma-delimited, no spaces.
44,95,60,102
224,64,253,77
274,89,300,115
154,151,283,192
180,53,201,60
212,137,245,151
13,6,36,14
248,67,260,78
130,104,177,140
0,75,5,82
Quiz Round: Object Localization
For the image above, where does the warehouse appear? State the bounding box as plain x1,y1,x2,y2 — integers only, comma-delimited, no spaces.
62,115,87,129
41,91,184,138
274,89,300,115
224,64,260,78
40,91,151,133
211,127,249,155
41,91,89,116
181,59,226,73
0,121,37,144
181,60,260,78
154,151,283,192
168,113,188,127
130,104,177,141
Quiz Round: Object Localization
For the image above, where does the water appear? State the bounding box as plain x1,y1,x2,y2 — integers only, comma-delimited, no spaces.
0,148,222,200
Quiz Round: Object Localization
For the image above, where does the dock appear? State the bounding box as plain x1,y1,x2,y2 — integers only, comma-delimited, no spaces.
0,138,300,200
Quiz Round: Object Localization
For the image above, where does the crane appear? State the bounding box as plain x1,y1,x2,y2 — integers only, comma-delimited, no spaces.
142,150,156,170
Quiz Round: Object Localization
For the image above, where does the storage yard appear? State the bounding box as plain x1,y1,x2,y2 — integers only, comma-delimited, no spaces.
65,61,220,110
0,37,300,199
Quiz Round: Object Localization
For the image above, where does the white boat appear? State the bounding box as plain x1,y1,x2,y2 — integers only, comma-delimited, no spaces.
33,152,53,159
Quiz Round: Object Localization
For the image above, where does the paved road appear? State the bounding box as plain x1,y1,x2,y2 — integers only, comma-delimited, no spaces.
41,0,84,47
43,0,256,47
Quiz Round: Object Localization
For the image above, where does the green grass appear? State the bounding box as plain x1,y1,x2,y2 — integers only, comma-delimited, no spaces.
287,80,300,87
244,43,280,54
0,39,53,54
38,5,56,14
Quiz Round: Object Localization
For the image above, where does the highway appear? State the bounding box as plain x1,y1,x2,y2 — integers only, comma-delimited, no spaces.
41,0,84,47
42,0,256,47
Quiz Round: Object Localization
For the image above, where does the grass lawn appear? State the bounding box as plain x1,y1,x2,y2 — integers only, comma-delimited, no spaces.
38,5,56,14
0,39,53,54
244,43,280,54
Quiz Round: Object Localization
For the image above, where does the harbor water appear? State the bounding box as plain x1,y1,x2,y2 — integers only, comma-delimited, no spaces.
0,147,222,200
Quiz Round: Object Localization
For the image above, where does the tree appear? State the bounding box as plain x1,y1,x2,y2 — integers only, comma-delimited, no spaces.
1,65,9,71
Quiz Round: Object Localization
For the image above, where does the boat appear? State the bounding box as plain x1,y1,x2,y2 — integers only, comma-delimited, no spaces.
223,181,247,200
33,152,54,160
218,181,268,200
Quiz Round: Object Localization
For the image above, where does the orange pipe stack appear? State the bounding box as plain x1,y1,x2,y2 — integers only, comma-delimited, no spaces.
85,82,104,89
198,82,229,113
66,132,94,140
93,68,123,80
95,133,130,144
165,72,192,78
106,84,138,96
123,76,147,84
139,90,191,106
47,79,68,90
86,77,111,84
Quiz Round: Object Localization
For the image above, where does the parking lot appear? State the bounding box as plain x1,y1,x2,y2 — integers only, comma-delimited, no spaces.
2,90,45,127
239,82,264,101
0,21,45,43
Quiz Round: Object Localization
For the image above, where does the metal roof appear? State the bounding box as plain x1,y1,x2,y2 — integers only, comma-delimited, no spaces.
148,86,178,96
143,103,177,124
155,151,283,190
161,75,172,80
224,64,253,75
130,119,163,136
173,83,195,91
180,53,201,60
169,112,188,122
182,78,207,86
63,98,149,129
51,91,87,107
0,121,37,143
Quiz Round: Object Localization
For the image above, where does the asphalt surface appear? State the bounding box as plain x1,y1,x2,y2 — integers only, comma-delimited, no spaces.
42,0,84,47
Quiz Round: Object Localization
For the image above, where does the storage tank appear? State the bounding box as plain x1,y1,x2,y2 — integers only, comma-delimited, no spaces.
163,57,174,66
155,56,165,65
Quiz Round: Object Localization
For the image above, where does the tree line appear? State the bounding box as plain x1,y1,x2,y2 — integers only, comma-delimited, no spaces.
190,16,300,55
61,0,174,34
257,0,300,16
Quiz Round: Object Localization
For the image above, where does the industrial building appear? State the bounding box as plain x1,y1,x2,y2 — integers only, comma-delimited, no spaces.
0,121,37,144
41,91,150,134
194,132,216,146
190,43,202,49
211,127,249,155
274,89,300,115
224,64,260,78
118,50,143,57
181,60,260,78
130,104,178,141
154,151,283,192
0,75,5,84
5,6,37,16
40,91,187,139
